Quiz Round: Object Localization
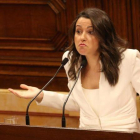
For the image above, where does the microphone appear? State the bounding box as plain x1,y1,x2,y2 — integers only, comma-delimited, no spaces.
26,57,69,125
62,59,87,127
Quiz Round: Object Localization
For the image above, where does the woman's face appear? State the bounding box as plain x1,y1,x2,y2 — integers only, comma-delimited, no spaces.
74,17,99,57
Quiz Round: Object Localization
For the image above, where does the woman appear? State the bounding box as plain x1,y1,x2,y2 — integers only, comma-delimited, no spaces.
9,8,140,133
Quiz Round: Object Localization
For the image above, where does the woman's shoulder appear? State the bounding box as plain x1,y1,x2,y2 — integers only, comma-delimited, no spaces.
62,51,71,72
119,49,140,77
62,51,69,60
123,49,140,61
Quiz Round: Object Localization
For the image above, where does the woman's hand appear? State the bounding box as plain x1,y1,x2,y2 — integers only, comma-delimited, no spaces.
8,84,44,103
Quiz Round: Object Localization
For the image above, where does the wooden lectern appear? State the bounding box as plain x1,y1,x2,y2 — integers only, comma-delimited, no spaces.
0,124,140,140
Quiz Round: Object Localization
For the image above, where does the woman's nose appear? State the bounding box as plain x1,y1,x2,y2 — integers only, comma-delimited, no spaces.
80,32,86,41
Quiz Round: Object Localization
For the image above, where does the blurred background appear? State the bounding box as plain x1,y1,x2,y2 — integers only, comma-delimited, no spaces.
0,0,139,91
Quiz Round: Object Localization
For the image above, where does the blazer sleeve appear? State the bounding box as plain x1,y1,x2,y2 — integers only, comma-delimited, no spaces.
37,91,80,111
131,50,140,94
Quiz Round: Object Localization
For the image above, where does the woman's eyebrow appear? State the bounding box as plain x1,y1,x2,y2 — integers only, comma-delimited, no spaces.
87,26,93,28
75,25,93,28
76,25,81,27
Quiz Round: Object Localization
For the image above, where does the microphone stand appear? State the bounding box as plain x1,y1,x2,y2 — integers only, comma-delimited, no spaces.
62,60,87,127
26,58,68,125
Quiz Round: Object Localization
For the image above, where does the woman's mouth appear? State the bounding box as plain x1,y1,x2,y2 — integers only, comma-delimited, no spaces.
79,43,86,47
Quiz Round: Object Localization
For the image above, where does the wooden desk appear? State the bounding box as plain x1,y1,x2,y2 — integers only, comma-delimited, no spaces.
0,124,140,140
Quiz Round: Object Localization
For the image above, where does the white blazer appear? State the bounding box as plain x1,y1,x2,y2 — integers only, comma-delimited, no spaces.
38,49,140,133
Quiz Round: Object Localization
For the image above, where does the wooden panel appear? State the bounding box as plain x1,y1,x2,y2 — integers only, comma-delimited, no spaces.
103,0,133,47
0,0,139,90
0,0,67,51
0,5,56,39
131,0,140,50
0,124,135,140
0,0,68,90
66,0,77,28
0,75,68,91
0,114,79,128
0,89,79,127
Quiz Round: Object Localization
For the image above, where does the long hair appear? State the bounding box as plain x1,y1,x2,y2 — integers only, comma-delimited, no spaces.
66,8,128,86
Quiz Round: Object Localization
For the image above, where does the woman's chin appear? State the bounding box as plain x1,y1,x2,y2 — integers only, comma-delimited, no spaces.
78,50,87,56
79,52,87,56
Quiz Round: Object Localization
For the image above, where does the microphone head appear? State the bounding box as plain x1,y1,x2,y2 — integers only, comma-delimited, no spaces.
81,59,87,67
61,58,69,66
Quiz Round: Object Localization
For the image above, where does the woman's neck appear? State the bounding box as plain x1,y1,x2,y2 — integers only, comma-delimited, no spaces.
85,54,100,70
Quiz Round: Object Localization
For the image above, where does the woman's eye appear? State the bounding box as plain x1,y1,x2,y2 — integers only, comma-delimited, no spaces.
76,30,81,34
88,31,94,34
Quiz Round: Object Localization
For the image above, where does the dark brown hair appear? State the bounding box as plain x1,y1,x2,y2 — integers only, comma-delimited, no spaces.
66,8,128,86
